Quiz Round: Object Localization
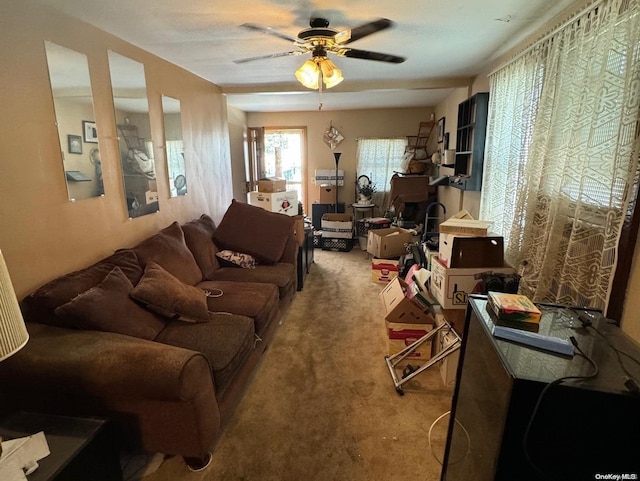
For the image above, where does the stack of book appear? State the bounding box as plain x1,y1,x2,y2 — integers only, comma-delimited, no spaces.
487,291,542,332
485,292,574,356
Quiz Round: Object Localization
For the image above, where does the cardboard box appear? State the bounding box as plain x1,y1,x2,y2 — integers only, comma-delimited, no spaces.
258,177,287,193
321,213,353,239
385,320,433,360
367,227,413,259
293,215,305,246
371,259,399,283
318,186,336,204
438,235,504,268
439,218,492,236
380,277,435,324
247,190,298,216
429,257,515,309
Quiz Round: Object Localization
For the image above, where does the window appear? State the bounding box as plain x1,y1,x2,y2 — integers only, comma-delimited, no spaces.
263,128,306,210
480,0,640,312
356,138,408,208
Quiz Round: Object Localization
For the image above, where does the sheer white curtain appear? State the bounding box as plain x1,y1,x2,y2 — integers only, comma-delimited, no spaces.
356,138,408,209
480,0,640,310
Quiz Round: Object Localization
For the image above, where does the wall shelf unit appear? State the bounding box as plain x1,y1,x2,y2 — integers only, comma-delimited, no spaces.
450,92,489,191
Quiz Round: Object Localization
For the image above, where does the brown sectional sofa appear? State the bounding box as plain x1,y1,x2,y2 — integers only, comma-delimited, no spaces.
0,200,297,467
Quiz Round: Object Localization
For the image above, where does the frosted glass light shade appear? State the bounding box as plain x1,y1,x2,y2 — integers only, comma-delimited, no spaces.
0,250,28,362
295,60,320,89
320,59,343,88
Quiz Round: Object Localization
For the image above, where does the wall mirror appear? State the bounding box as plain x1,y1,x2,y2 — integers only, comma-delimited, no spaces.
161,96,187,197
44,41,104,202
107,50,158,218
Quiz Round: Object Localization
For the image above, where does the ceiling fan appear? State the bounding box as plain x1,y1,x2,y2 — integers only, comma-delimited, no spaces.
234,17,406,90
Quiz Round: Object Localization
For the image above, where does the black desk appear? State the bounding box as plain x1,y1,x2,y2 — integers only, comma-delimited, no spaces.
0,412,122,481
441,298,640,480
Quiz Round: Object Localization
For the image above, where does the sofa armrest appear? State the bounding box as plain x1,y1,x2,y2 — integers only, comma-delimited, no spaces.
0,323,211,401
0,322,220,457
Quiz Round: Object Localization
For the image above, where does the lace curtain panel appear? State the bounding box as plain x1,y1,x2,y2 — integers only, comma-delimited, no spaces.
356,138,408,209
480,0,640,310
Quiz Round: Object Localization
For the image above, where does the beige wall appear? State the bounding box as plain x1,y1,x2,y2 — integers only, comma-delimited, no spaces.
0,1,232,299
246,108,433,214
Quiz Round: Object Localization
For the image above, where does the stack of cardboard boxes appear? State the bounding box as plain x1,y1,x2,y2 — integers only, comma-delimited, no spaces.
320,213,354,252
429,212,515,386
247,178,298,217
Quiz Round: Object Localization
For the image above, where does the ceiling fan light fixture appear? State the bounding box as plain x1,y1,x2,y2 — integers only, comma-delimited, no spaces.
295,59,320,89
320,59,343,88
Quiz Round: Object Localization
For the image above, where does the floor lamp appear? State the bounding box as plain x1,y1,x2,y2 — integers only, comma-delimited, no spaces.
333,152,341,213
0,249,30,458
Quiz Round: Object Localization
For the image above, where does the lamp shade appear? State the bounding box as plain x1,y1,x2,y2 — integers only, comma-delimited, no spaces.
295,60,320,89
320,59,343,89
0,250,28,362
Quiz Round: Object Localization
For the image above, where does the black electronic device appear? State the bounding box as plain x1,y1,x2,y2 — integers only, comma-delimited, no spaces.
441,297,640,480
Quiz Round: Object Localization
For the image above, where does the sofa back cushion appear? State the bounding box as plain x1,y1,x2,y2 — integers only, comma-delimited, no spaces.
54,267,166,340
132,222,203,285
212,200,295,264
182,214,220,280
21,250,143,328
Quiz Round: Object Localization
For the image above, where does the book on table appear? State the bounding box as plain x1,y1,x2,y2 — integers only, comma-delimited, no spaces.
487,292,542,325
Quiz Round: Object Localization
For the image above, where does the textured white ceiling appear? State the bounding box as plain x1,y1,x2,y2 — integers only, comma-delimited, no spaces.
33,0,578,111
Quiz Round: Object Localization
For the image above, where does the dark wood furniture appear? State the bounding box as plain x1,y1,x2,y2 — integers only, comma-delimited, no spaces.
0,412,122,481
441,297,640,480
297,228,314,290
450,92,489,191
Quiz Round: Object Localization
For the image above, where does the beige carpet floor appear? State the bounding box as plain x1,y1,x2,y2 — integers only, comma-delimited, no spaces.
141,247,454,481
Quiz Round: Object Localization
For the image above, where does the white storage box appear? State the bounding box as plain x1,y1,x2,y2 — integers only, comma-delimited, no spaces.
247,190,298,216
321,213,353,239
429,257,515,309
314,169,344,186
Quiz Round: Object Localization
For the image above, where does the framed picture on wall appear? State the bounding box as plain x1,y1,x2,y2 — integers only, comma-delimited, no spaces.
437,117,445,143
67,134,82,154
83,120,98,143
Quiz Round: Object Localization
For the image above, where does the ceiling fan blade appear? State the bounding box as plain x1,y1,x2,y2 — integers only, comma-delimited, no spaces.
240,23,298,43
334,18,393,44
340,48,405,64
233,51,302,64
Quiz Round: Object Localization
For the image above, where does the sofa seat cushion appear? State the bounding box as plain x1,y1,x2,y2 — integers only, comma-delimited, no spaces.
213,264,294,299
212,200,295,264
54,267,166,340
132,222,203,286
154,313,255,398
21,250,143,328
181,214,219,280
197,280,279,337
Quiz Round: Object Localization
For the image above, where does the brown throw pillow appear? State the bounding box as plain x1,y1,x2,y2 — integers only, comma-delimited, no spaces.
212,200,295,264
21,249,143,328
182,214,220,280
54,267,165,340
132,222,203,286
130,261,210,322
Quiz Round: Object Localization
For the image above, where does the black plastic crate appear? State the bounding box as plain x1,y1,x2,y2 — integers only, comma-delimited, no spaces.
321,237,354,252
313,231,322,248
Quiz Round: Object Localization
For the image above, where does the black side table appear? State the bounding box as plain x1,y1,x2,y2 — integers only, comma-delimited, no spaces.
297,228,315,290
0,411,122,481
